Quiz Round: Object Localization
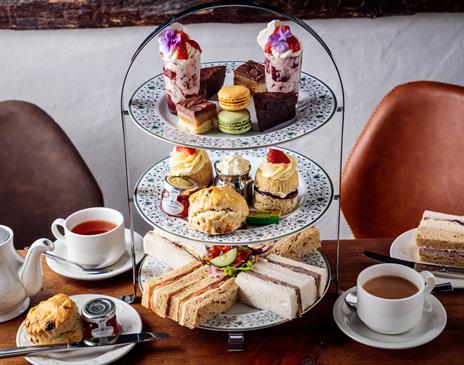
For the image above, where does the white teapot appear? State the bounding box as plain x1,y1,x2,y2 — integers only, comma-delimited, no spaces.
0,225,54,322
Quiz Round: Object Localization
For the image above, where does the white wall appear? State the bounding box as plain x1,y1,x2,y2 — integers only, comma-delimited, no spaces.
1,14,463,239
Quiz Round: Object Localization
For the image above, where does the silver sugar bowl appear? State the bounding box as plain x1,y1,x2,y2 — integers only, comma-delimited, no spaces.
213,160,253,204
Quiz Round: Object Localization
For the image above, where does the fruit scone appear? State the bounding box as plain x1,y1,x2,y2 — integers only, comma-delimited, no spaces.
254,149,299,214
24,294,83,345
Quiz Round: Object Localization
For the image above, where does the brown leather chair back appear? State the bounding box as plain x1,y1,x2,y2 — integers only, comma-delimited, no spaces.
342,81,464,238
0,101,103,247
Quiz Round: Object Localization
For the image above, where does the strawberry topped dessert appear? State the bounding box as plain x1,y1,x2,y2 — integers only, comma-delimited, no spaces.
257,20,303,95
168,145,213,188
158,23,202,113
253,149,299,214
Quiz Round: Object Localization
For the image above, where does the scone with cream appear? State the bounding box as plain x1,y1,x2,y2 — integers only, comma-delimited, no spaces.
188,186,249,235
24,294,83,345
168,145,213,188
254,149,299,214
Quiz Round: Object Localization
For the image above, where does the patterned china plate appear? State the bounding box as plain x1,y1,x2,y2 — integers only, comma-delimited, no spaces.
128,61,337,150
134,148,334,245
16,294,142,365
138,250,330,331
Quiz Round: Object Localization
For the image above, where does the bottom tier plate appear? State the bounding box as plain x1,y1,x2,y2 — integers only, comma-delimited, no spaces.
138,250,331,331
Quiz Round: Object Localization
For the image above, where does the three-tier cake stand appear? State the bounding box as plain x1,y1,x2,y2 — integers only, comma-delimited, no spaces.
119,1,345,349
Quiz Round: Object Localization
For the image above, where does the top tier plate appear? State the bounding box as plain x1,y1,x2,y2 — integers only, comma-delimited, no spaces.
128,61,336,150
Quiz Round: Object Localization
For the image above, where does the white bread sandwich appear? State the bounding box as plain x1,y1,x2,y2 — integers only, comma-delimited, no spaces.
267,226,321,260
153,227,208,260
235,254,327,320
143,231,197,269
416,210,464,267
142,261,238,329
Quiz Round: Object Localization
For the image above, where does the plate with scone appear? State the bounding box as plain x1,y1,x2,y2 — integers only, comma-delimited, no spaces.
16,293,142,365
134,147,333,245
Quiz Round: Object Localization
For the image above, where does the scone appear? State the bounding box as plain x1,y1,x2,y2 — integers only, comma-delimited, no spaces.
253,149,299,214
188,186,249,235
24,293,83,345
168,146,213,188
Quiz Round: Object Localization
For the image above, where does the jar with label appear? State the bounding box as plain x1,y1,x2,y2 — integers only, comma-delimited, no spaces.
160,176,199,218
82,298,119,344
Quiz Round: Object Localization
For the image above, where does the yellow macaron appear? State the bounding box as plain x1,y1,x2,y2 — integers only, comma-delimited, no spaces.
218,85,250,111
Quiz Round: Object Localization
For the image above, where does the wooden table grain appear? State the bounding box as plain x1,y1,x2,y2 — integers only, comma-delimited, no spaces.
1,238,463,364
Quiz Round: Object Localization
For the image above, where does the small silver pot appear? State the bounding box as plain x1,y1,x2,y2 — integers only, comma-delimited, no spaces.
213,161,253,204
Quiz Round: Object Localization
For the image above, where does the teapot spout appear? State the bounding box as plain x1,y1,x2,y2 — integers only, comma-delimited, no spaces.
19,239,54,297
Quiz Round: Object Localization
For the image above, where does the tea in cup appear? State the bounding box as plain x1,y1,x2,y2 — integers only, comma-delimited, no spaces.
51,207,125,268
356,263,435,335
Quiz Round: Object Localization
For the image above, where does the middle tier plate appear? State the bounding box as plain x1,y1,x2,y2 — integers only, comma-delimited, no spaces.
134,148,333,245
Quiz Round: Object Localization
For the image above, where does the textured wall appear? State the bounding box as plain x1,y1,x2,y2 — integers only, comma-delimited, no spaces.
1,13,463,239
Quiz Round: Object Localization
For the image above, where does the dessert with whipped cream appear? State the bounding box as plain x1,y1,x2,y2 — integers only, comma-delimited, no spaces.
216,154,251,176
253,149,299,214
416,210,464,267
168,146,213,188
158,23,202,113
214,154,253,203
257,20,302,95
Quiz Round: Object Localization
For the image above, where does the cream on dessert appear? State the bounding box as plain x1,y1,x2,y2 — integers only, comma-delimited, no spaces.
257,20,302,94
158,23,202,113
259,154,297,181
254,149,299,214
217,154,251,176
168,146,213,188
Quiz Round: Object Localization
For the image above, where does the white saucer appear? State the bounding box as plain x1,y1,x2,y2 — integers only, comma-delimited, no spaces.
17,294,142,365
390,228,464,288
46,229,144,281
333,286,447,349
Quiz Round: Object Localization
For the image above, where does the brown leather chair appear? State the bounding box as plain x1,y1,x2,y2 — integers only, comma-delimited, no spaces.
0,100,103,247
341,81,464,239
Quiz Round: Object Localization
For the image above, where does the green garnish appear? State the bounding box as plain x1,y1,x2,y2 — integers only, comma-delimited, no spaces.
223,260,254,277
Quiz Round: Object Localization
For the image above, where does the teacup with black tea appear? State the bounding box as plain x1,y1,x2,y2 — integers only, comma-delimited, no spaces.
71,220,117,236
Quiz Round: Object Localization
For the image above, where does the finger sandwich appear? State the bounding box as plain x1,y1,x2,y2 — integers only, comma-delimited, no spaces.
236,254,326,320
142,261,238,329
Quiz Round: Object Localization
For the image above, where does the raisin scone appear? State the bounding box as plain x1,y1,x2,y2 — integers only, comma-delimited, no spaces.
24,293,83,345
188,186,249,235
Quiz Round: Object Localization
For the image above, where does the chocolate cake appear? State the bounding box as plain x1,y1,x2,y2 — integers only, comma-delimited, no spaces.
176,96,218,134
234,60,266,94
199,66,226,99
253,92,298,132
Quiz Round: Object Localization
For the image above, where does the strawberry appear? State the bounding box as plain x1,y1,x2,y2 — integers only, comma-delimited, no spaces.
175,146,196,155
179,31,189,43
264,42,273,54
267,149,290,164
177,43,188,60
188,39,202,52
286,36,300,52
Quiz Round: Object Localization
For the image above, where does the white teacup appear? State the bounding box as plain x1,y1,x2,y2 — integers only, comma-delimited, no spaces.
51,207,125,268
356,263,435,335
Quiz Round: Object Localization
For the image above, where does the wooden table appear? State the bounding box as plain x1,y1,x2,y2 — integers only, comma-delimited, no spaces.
1,238,463,364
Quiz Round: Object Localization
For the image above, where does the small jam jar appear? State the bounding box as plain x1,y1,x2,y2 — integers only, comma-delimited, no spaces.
160,176,199,218
82,298,119,342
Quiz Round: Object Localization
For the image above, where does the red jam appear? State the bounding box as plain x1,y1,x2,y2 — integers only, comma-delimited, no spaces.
160,176,198,218
82,298,119,342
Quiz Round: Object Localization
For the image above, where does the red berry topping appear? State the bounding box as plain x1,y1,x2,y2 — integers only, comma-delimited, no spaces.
264,42,273,54
175,146,196,155
188,39,202,52
267,149,291,164
179,31,189,42
177,43,188,60
286,36,301,52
